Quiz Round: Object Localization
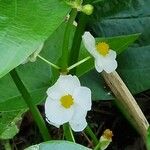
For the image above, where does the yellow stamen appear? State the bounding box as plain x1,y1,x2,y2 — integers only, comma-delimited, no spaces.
103,129,113,140
60,95,74,109
96,42,109,56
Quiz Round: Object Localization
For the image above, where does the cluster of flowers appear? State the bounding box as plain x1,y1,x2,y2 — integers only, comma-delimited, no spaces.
45,32,118,131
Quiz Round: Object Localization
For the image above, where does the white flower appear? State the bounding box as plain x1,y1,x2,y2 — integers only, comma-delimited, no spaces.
45,75,91,132
82,32,117,73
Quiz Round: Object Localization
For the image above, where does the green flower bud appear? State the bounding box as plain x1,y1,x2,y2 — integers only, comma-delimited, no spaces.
82,4,94,15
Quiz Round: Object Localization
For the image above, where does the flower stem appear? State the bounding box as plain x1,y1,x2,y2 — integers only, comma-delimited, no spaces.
37,55,60,70
63,123,75,142
94,142,102,150
68,12,88,74
84,125,99,146
60,9,77,71
60,8,77,142
67,9,98,146
10,69,51,141
67,56,91,71
2,140,11,150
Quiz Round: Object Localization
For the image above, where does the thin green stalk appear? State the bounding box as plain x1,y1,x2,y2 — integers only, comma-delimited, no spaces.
68,12,88,74
2,140,11,150
38,55,60,70
10,69,51,141
68,7,98,146
60,9,77,71
67,56,91,71
94,142,102,150
63,123,75,142
60,8,77,141
85,125,99,146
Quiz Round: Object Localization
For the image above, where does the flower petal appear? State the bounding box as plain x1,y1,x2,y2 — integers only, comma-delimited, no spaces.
46,118,60,128
47,75,81,99
94,50,117,73
73,87,92,111
57,75,81,94
82,32,97,56
70,118,87,132
45,98,74,125
107,50,117,59
95,58,103,73
69,106,88,132
103,59,117,73
46,82,64,100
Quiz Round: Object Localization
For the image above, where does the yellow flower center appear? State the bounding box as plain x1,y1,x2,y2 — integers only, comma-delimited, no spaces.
60,95,74,109
96,42,109,56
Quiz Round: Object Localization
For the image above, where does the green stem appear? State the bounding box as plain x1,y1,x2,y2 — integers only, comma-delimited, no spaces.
37,55,60,70
3,140,11,150
68,13,88,74
60,8,77,141
94,142,102,150
63,123,75,142
67,8,98,146
60,9,77,70
10,69,51,141
84,125,99,146
67,56,91,71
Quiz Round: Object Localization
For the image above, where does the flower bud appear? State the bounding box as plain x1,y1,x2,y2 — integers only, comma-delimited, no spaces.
82,4,94,15
99,129,113,150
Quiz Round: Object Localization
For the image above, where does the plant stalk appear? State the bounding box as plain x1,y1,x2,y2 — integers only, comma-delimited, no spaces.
85,125,99,146
60,9,77,142
38,55,60,70
68,11,99,145
94,142,102,150
68,13,88,74
63,123,75,142
60,9,77,71
10,69,51,141
2,140,11,150
67,56,91,71
101,71,149,140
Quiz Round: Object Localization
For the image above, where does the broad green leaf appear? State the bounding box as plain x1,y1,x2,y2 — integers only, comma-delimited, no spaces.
0,0,69,78
25,141,91,150
88,0,150,38
0,109,27,139
0,23,75,111
0,46,52,111
147,127,150,150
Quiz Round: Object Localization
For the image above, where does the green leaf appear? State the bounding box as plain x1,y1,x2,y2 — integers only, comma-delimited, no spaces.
25,141,91,150
0,23,75,111
89,0,150,35
0,109,27,139
0,0,69,78
147,127,150,150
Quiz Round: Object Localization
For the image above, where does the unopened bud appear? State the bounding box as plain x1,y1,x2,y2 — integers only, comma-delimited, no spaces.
99,129,113,150
82,4,94,15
